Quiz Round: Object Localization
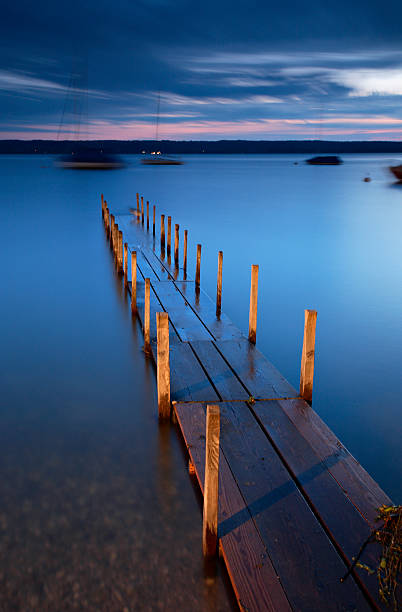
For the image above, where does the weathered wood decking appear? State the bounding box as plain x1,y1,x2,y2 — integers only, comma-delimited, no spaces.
105,206,393,611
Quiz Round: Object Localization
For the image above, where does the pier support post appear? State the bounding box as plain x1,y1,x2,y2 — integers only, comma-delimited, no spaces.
118,230,123,272
124,242,128,285
161,215,165,252
113,223,118,258
196,244,202,287
248,264,259,344
299,309,317,404
101,193,104,218
144,278,151,353
216,251,223,316
141,197,144,225
203,404,220,558
153,205,156,236
167,216,172,255
156,312,171,420
174,224,179,267
146,201,149,231
183,230,188,273
131,251,137,313
110,214,115,246
136,193,140,221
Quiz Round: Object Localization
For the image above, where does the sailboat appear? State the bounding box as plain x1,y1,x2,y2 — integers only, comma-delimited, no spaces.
56,64,124,170
389,164,402,181
141,93,183,165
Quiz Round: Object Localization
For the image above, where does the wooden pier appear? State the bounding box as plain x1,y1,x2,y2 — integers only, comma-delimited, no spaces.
101,195,393,611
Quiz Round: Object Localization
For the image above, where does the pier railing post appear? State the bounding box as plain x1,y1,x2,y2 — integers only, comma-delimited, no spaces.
167,216,172,255
131,251,137,313
141,196,144,225
203,404,220,558
146,201,149,231
299,309,317,404
144,278,151,353
136,193,140,221
124,242,128,285
156,312,170,419
113,223,118,258
161,215,165,252
110,214,115,246
216,251,223,316
174,224,179,267
183,230,188,274
101,193,104,218
153,205,156,236
248,264,259,344
118,230,123,272
196,244,202,287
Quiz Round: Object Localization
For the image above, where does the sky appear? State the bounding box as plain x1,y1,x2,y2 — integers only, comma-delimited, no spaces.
1,0,402,140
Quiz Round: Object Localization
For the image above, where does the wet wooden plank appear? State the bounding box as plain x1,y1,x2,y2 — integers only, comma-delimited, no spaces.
150,281,213,342
190,340,249,401
151,249,192,282
168,343,220,403
174,282,244,341
141,246,174,281
215,338,298,399
276,398,392,523
174,402,292,612
252,399,386,610
218,401,370,612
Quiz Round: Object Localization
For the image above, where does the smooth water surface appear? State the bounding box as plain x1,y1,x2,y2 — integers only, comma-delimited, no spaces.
0,153,401,610
0,155,235,611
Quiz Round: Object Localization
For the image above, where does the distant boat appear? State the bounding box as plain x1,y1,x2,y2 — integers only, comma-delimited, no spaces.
141,93,184,166
141,152,183,166
389,164,402,181
57,148,124,170
306,155,343,165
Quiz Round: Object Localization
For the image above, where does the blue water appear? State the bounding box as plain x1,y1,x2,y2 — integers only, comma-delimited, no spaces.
0,153,401,608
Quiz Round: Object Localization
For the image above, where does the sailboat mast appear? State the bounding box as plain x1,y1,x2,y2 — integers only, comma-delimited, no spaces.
155,92,161,144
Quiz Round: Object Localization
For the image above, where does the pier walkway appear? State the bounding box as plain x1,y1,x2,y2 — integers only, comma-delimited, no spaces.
104,201,392,611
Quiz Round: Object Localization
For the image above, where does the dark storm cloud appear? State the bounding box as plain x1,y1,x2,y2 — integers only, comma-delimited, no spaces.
1,0,402,138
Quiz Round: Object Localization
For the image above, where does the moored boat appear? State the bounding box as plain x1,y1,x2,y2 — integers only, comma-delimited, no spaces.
306,155,343,165
57,149,124,170
141,152,183,165
389,164,402,181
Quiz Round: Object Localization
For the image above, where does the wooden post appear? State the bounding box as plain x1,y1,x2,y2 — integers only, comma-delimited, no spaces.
203,404,220,558
160,215,165,251
113,223,118,257
101,193,104,217
131,251,137,313
141,196,144,225
216,251,223,316
156,312,170,419
183,230,188,272
136,193,140,221
124,242,128,285
300,310,317,404
118,230,123,272
195,244,201,287
167,216,172,255
153,205,156,236
174,224,179,266
144,278,151,353
146,201,149,231
110,214,115,246
248,264,259,344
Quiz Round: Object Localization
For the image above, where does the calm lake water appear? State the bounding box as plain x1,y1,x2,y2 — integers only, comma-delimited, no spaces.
1,153,401,609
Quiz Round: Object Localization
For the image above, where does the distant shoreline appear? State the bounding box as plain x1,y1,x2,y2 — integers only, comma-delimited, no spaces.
1,139,402,155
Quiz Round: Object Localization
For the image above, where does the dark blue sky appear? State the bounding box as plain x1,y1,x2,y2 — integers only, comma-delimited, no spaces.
2,0,402,139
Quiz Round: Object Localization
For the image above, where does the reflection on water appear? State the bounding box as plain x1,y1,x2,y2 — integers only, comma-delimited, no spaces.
0,156,234,611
